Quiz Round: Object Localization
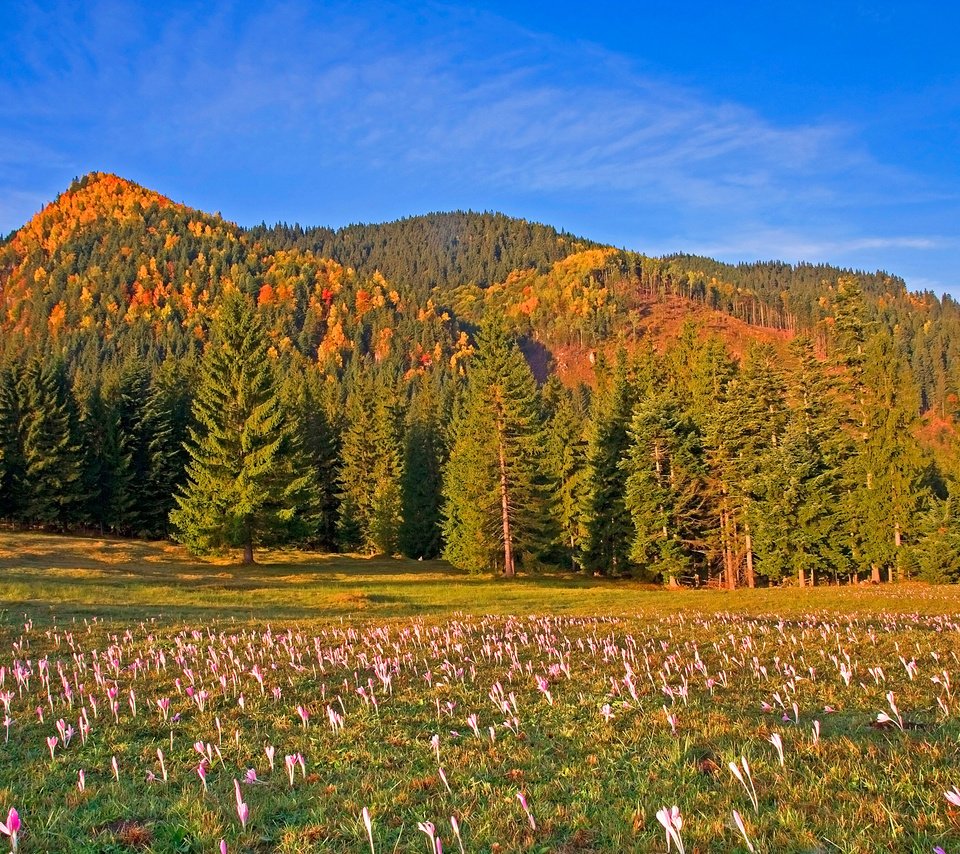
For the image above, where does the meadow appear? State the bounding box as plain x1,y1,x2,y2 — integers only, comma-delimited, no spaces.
0,532,958,852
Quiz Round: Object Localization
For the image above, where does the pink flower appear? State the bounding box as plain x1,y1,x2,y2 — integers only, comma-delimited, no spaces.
656,806,684,854
946,786,960,808
362,807,375,854
234,779,249,829
0,808,20,851
516,792,536,831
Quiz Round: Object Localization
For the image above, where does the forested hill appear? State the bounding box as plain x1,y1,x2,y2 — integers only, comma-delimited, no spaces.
5,172,960,418
247,211,597,298
4,171,960,585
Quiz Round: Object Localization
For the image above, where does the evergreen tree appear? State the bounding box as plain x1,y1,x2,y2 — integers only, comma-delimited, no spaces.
78,380,124,533
400,376,444,559
282,360,341,551
442,321,546,576
141,362,194,537
715,342,788,586
846,330,924,581
542,377,589,570
20,358,84,527
624,394,709,583
0,363,26,521
749,336,840,585
337,376,404,555
170,291,316,563
912,485,960,583
581,349,636,575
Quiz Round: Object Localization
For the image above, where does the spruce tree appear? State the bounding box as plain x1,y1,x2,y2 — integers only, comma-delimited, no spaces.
400,376,444,559
282,360,341,551
581,349,636,575
749,336,839,585
141,363,194,538
0,364,26,522
848,330,924,581
20,358,85,527
624,394,709,583
78,380,124,533
170,290,316,563
542,377,589,570
442,321,546,576
715,342,788,586
337,376,404,555
912,484,960,583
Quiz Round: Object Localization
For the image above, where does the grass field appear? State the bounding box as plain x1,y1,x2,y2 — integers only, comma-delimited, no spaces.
0,531,959,852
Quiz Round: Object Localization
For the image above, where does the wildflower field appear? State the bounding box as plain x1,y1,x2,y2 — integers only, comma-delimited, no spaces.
0,533,959,852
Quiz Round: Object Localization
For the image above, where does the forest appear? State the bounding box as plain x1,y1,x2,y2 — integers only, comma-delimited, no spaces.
2,171,960,585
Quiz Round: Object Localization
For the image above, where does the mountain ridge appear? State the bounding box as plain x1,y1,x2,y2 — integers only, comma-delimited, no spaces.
2,172,958,423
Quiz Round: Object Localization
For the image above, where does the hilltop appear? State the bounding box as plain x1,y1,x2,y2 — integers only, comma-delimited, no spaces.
2,172,959,585
3,173,956,396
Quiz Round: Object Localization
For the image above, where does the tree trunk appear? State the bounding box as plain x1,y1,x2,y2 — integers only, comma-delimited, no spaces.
798,567,805,587
720,509,732,589
744,525,755,588
243,540,255,565
497,417,515,578
894,521,903,581
871,563,881,584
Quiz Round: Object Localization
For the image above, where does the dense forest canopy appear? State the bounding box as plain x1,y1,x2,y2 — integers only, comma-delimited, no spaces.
2,172,960,582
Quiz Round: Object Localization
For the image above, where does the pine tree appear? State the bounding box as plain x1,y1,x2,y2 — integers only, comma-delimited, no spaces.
20,358,85,527
170,291,316,563
442,321,546,576
581,349,636,575
337,376,404,555
624,394,709,583
400,376,444,559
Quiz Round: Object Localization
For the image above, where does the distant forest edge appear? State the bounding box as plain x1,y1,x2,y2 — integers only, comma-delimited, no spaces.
1,171,959,585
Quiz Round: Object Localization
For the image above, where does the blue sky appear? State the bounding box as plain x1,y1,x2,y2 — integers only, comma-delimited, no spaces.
2,0,958,295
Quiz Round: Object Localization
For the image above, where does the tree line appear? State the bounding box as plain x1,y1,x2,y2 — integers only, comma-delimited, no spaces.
3,280,957,584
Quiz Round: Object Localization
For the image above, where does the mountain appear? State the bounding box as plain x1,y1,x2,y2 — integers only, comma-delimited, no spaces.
4,172,960,418
3,172,960,583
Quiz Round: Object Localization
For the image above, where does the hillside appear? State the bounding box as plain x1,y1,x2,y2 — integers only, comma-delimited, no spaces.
3,175,958,401
2,172,960,586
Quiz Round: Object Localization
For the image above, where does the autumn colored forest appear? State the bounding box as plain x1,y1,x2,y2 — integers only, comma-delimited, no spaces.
2,172,960,585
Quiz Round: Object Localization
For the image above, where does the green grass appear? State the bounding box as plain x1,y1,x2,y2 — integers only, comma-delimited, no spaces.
0,531,959,852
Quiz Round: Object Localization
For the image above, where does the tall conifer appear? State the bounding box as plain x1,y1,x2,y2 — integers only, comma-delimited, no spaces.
442,321,546,576
170,291,315,563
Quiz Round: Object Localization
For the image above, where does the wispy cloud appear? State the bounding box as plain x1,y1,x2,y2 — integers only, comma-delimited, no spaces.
0,0,957,293
690,230,951,261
